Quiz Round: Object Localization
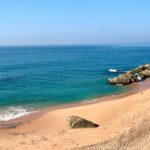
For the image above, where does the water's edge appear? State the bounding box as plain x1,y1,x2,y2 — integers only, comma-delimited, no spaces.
0,78,149,129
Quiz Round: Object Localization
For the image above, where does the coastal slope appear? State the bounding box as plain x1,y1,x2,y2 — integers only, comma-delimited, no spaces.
0,86,150,149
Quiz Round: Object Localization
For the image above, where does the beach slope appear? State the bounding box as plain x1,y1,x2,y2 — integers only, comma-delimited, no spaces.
0,88,150,150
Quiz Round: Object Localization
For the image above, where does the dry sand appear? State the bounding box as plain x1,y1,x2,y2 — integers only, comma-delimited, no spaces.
0,83,150,150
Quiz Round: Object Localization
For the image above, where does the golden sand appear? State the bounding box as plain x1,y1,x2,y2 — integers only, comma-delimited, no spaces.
0,81,150,150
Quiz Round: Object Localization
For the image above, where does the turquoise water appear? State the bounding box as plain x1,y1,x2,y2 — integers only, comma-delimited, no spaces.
0,45,150,120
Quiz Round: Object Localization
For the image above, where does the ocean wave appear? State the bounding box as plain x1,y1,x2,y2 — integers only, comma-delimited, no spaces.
0,106,35,121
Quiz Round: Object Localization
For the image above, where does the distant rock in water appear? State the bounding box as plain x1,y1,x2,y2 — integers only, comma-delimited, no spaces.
108,64,150,85
67,116,99,129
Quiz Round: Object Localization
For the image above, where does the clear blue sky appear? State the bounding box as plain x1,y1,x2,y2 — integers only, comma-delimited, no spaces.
0,0,150,45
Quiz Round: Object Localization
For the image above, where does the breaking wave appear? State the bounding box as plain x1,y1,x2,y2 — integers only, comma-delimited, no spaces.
0,106,35,121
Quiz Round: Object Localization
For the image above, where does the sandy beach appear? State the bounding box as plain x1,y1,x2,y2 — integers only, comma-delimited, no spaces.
1,0,150,149
0,80,150,150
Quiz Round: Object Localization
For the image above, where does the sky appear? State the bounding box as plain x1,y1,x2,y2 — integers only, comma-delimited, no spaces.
0,0,150,45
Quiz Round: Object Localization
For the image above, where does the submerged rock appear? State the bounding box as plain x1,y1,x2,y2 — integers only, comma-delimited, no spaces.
67,116,99,129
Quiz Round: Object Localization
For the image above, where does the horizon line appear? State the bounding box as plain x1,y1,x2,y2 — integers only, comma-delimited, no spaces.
0,42,150,47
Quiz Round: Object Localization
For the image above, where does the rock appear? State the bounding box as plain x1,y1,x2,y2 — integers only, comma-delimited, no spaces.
108,74,133,84
144,64,150,70
139,70,150,77
128,66,145,74
67,116,99,129
126,70,133,74
108,64,150,85
108,72,145,85
108,77,118,84
119,74,134,83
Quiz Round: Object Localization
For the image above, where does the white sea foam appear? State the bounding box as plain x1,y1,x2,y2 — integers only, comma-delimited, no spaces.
0,106,35,121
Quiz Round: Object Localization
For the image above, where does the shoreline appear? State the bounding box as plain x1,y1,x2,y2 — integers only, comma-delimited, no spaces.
0,79,150,149
0,78,150,129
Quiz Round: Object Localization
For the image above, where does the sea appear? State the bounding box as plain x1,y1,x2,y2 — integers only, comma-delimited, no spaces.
0,45,150,121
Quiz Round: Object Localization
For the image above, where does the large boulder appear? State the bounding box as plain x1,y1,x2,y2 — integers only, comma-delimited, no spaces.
144,64,150,70
108,77,118,84
139,70,150,77
67,116,99,129
127,65,145,74
108,74,133,85
117,74,133,84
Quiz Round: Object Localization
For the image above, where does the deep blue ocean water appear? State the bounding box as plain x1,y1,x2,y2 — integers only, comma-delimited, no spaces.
0,45,150,121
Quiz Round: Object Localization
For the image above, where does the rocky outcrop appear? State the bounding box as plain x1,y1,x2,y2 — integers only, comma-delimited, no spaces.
144,64,150,70
108,73,136,85
139,70,150,77
108,64,150,85
108,74,132,85
127,65,145,74
67,116,99,129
